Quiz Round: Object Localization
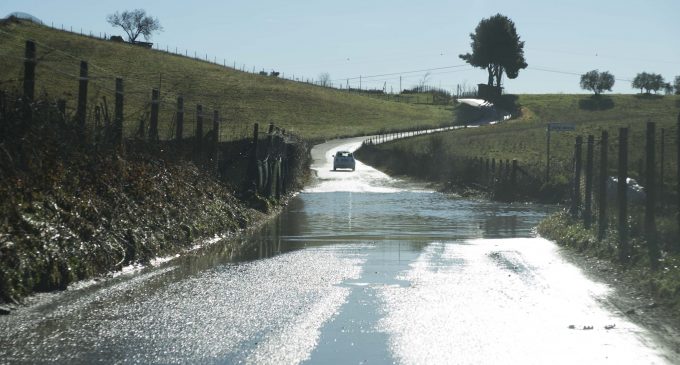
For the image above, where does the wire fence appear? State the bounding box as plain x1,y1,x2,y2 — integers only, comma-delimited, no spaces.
569,123,680,268
2,18,469,103
2,37,311,197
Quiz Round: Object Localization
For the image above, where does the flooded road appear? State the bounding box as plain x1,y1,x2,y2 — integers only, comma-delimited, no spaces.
1,136,676,364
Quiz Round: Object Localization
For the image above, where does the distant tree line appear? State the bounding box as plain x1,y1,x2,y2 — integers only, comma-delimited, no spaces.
632,72,666,94
580,70,679,95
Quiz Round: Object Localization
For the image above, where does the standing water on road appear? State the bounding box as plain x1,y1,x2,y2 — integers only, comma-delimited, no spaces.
0,136,676,364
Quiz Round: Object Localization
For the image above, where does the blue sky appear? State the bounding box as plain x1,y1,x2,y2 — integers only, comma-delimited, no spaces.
2,0,678,94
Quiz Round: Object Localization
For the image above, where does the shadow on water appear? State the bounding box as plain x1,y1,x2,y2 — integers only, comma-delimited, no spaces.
177,197,311,275
107,190,555,297
121,191,554,300
481,214,519,238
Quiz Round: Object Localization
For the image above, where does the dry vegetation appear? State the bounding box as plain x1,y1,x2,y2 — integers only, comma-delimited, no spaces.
0,19,455,141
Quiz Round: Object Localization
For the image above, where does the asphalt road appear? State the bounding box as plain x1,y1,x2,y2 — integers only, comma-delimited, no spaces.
0,137,676,364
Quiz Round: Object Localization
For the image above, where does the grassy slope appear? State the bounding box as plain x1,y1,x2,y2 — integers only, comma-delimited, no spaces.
0,20,454,141
378,94,680,183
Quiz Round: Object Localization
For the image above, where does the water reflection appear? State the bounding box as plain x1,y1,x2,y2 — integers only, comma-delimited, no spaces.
481,212,519,238
224,192,553,264
174,191,554,280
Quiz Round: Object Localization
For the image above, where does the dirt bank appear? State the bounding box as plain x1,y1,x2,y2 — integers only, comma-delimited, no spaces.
0,95,310,305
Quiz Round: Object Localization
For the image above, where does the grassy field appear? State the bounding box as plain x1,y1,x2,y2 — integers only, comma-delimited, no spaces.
376,93,680,186
0,19,455,141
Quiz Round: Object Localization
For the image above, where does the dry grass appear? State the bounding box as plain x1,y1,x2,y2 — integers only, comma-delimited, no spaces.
0,19,454,141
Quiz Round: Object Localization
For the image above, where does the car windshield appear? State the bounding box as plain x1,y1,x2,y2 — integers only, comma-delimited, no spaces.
336,152,352,158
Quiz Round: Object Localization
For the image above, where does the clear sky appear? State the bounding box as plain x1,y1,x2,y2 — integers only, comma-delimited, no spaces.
2,0,678,94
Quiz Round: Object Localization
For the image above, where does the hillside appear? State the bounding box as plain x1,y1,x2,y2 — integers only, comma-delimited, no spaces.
377,94,679,181
0,19,454,141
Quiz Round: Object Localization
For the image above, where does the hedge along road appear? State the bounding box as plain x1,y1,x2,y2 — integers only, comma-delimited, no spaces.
0,136,677,364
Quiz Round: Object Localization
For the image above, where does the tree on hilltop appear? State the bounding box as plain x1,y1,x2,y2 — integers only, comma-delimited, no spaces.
632,72,664,94
674,76,680,95
459,14,528,89
318,72,331,87
663,82,674,95
580,70,615,95
107,9,162,43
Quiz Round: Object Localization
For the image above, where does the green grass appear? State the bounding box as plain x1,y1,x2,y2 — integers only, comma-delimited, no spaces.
0,19,455,141
376,93,680,185
538,211,680,314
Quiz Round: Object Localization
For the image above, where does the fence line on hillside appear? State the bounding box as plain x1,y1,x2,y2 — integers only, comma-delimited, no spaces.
362,126,459,145
569,119,680,268
2,18,457,104
4,39,307,197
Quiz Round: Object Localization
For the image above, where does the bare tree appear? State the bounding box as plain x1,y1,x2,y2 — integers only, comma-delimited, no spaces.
107,9,163,43
318,72,331,87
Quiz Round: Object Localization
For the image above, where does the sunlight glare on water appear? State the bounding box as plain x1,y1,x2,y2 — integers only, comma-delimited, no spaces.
378,238,669,364
0,136,675,364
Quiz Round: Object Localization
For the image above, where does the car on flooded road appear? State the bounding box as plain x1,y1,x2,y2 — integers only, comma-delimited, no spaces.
333,151,355,171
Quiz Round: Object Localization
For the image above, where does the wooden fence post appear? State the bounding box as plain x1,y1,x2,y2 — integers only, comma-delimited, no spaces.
660,128,665,193
148,89,159,141
0,90,6,117
23,40,36,122
511,159,518,187
505,159,510,183
265,123,275,196
57,99,66,119
212,110,220,173
584,135,594,229
114,77,123,148
597,130,608,240
618,128,629,262
213,110,220,144
250,123,259,190
195,104,203,153
281,143,288,195
645,122,659,269
571,136,583,218
275,133,283,199
175,96,184,142
677,112,680,252
485,158,490,183
76,60,88,135
268,123,275,147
